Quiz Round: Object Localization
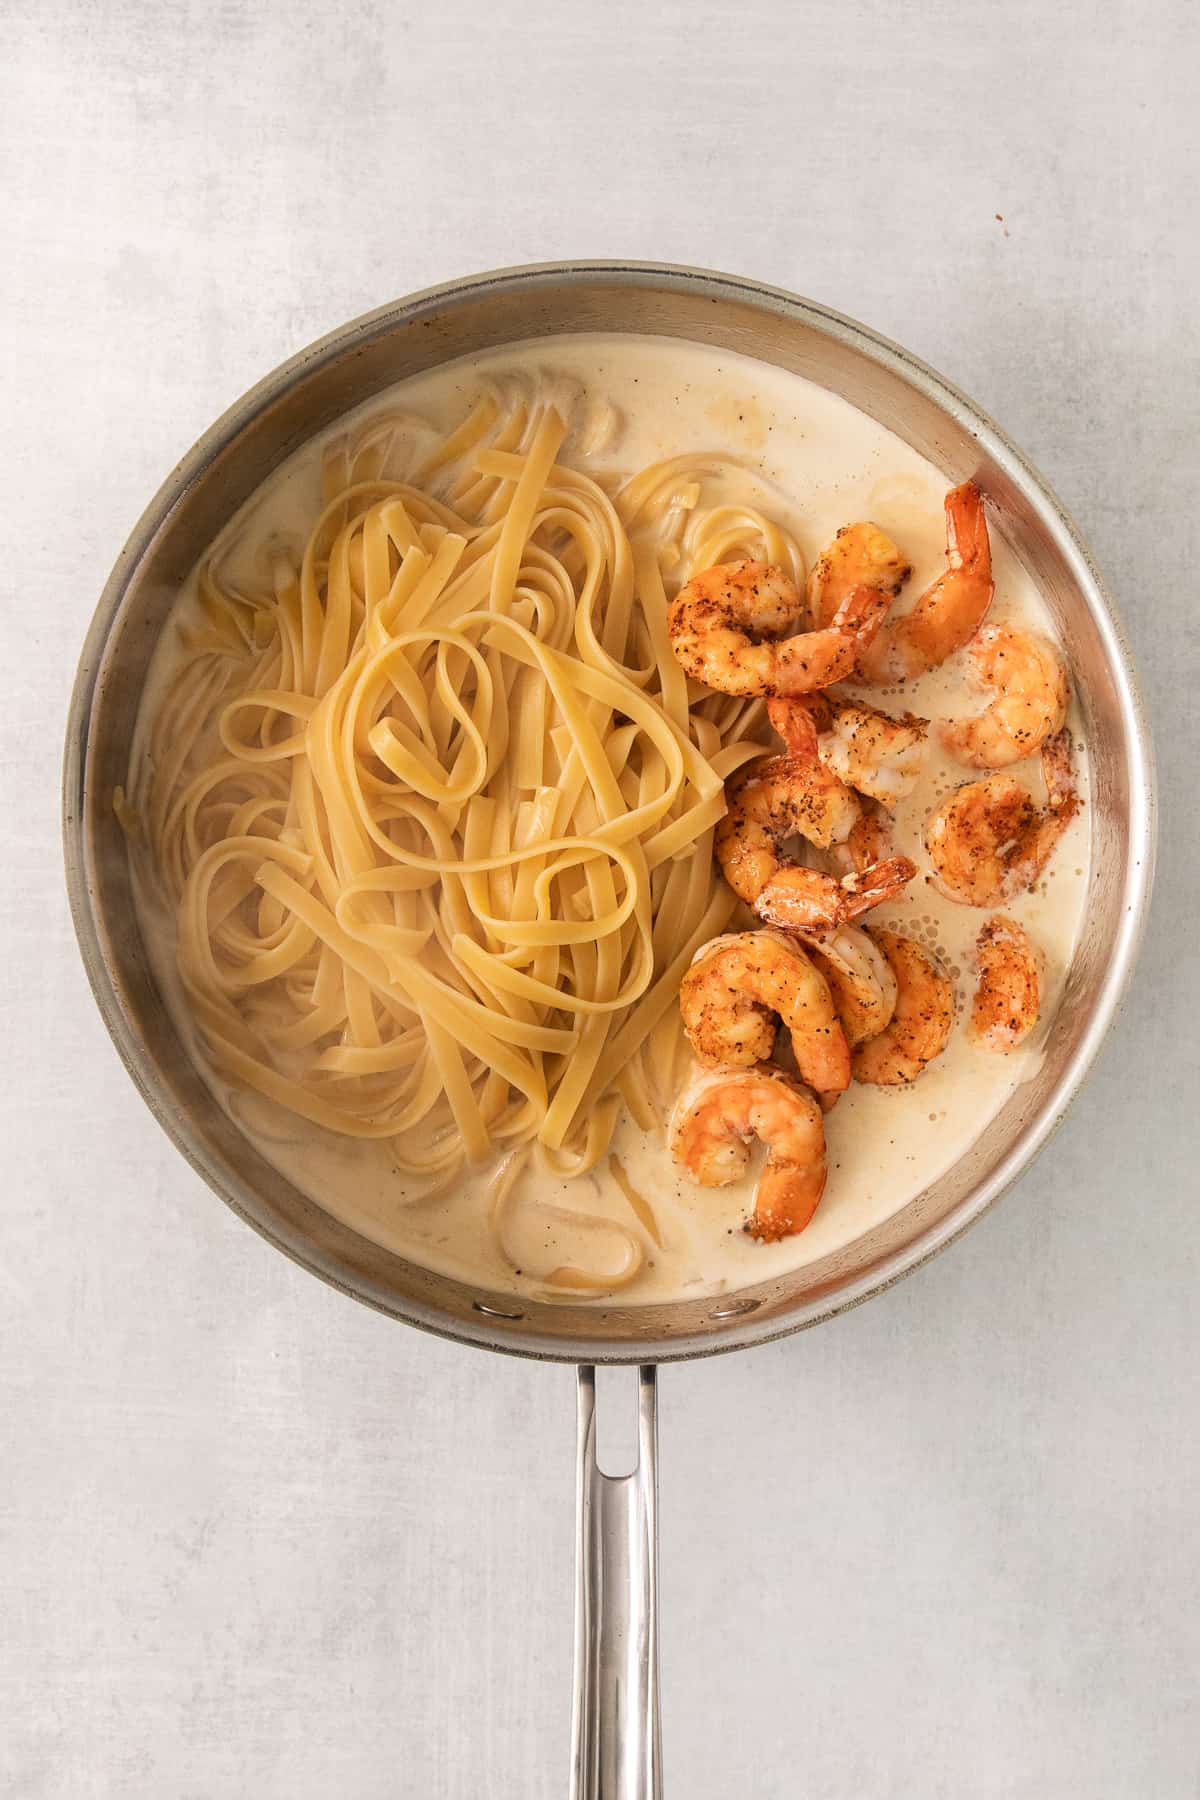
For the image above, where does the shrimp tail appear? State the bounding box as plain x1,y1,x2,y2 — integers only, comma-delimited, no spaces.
767,694,832,755
859,481,995,683
754,855,917,933
840,854,919,918
831,582,892,641
946,479,991,572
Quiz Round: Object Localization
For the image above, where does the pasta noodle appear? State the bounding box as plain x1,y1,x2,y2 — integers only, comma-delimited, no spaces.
129,379,804,1284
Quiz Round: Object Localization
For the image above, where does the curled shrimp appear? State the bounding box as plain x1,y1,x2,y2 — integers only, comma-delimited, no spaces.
753,853,918,934
808,521,911,631
818,698,929,805
858,482,994,683
969,915,1044,1052
804,923,898,1047
733,746,899,1045
852,930,955,1086
669,1067,827,1241
925,727,1078,907
770,692,928,806
680,930,850,1102
668,560,891,697
940,623,1069,769
716,752,860,904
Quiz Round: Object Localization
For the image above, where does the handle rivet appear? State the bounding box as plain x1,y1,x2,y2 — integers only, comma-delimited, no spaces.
472,1299,524,1321
710,1296,761,1319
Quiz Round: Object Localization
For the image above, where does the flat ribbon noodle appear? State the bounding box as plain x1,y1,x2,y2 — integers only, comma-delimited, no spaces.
129,384,787,1279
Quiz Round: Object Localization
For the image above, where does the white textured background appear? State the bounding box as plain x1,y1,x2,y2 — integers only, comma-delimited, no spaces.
3,3,1198,1795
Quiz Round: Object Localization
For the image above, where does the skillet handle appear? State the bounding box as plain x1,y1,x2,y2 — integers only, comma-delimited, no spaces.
571,1365,662,1799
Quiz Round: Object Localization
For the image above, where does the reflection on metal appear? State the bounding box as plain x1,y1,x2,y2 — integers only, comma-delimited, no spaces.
572,1366,661,1800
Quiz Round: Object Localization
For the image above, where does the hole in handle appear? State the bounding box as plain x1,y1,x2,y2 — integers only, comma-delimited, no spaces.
593,1365,641,1477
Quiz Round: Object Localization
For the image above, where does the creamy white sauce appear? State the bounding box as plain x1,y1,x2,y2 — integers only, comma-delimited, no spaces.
133,334,1091,1305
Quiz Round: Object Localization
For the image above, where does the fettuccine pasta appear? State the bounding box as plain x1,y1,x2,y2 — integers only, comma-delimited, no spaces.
128,378,802,1285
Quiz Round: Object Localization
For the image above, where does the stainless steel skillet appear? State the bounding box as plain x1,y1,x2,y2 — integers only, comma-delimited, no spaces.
63,262,1156,1797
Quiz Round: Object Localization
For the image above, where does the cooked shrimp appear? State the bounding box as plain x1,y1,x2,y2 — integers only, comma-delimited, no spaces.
668,560,891,696
858,482,994,683
679,931,850,1100
807,522,911,630
669,1068,827,1240
770,690,928,806
940,623,1069,769
715,752,861,904
925,727,1078,907
804,924,898,1047
828,800,894,879
818,698,929,805
969,915,1043,1052
767,691,833,755
732,746,899,1045
765,696,861,822
852,930,955,1086
753,854,917,933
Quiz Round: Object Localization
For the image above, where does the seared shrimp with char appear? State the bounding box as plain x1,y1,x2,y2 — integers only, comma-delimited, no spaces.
852,930,955,1086
925,727,1078,907
669,1068,827,1241
768,692,929,807
969,915,1044,1052
817,698,929,805
807,522,911,631
722,734,901,1046
803,924,898,1048
715,750,860,905
679,930,850,1103
668,559,891,696
753,853,917,935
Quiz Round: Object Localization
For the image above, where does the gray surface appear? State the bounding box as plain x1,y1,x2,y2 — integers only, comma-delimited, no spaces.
2,2,1196,1795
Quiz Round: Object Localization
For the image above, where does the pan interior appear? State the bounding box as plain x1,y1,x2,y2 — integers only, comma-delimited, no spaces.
64,265,1154,1362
